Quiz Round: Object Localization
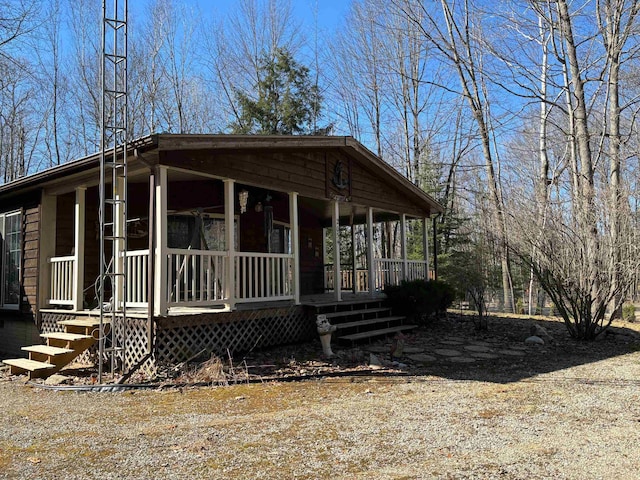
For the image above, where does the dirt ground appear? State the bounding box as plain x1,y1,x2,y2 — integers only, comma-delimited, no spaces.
1,313,640,479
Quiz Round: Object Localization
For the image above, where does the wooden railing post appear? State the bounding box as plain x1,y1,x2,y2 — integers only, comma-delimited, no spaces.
224,179,236,310
73,187,86,311
154,166,168,316
289,191,300,304
367,207,375,294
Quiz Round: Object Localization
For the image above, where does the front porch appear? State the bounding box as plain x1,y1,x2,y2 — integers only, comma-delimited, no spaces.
44,167,435,317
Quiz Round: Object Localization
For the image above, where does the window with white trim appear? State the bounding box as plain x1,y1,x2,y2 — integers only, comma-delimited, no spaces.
0,210,22,309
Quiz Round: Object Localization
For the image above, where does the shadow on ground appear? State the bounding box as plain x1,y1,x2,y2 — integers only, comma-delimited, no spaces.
234,313,640,386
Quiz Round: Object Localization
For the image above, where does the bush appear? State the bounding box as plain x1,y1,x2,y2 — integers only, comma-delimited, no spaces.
384,279,455,325
516,298,525,315
622,303,636,323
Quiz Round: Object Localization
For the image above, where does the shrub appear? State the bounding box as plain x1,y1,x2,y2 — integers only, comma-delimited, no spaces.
515,298,525,315
384,279,455,325
622,303,636,323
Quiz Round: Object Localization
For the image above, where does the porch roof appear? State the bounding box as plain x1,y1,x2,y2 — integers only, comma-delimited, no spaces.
0,134,443,215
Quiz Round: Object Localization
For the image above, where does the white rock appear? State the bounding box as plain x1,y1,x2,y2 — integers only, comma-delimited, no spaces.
369,353,383,367
525,335,545,345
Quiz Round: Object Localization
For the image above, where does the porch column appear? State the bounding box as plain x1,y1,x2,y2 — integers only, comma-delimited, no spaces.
432,216,438,281
423,218,430,280
113,176,126,309
224,179,236,309
154,166,168,316
400,214,407,282
366,207,375,294
351,220,357,293
289,192,300,304
332,199,342,302
73,187,86,311
39,192,56,308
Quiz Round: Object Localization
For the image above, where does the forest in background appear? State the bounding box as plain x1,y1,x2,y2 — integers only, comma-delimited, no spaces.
3,0,640,338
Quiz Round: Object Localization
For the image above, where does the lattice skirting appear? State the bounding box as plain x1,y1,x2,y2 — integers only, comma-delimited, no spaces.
155,305,315,365
41,306,315,377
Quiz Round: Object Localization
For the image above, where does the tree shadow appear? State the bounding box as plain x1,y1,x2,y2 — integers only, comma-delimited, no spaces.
383,313,640,384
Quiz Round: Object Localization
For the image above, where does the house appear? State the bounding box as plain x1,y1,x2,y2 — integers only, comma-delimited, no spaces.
0,134,443,378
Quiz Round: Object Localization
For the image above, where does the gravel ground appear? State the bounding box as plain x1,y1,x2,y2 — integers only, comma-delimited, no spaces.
1,314,640,479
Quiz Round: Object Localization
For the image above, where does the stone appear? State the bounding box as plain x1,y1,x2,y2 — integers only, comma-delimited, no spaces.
433,348,463,357
402,346,424,354
525,335,545,345
449,356,477,363
498,349,527,357
44,374,70,386
469,352,500,360
369,353,383,367
464,345,492,353
407,354,437,363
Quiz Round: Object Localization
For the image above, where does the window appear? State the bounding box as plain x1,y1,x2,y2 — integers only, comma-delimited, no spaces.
0,210,21,309
167,213,238,251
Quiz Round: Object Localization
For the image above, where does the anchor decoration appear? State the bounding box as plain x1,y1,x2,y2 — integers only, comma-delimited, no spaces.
332,159,349,191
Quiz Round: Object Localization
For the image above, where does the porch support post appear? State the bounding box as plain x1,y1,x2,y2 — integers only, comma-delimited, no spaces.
400,214,407,282
289,192,300,304
432,216,438,281
351,220,357,293
154,166,168,316
332,199,342,302
423,217,430,280
224,179,236,309
113,176,126,309
73,187,86,311
366,207,375,294
39,192,56,309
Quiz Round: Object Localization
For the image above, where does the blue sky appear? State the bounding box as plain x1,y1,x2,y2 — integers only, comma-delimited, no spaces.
136,0,352,32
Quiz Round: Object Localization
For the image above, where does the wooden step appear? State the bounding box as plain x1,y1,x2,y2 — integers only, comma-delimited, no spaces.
338,324,418,343
41,332,92,342
323,307,389,320
57,318,109,328
335,316,404,330
22,345,73,356
3,358,55,375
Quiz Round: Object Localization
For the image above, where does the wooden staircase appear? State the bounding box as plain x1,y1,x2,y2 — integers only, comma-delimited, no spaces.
2,317,106,380
308,298,417,344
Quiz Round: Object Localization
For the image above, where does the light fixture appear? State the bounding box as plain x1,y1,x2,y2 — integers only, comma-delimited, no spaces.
239,189,249,213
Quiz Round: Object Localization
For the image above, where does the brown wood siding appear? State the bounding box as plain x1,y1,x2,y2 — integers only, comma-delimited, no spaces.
163,149,430,218
21,206,39,315
299,205,325,295
55,192,75,256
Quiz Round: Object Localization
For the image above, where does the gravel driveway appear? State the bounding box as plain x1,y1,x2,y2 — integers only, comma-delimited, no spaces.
1,314,640,479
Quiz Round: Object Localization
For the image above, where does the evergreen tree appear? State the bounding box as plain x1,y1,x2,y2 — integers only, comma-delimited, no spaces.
230,47,330,135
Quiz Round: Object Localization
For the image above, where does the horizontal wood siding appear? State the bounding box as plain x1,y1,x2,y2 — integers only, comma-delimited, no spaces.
22,206,40,315
163,149,430,218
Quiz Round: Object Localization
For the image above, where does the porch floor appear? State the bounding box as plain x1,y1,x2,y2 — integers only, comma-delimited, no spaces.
41,292,388,318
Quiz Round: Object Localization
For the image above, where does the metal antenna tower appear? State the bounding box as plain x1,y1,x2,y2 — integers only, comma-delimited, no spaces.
99,0,128,383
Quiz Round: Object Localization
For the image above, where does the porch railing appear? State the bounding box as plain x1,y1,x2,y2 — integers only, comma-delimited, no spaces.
324,259,431,292
235,252,294,302
49,256,75,305
324,265,368,291
167,248,228,307
126,249,149,307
